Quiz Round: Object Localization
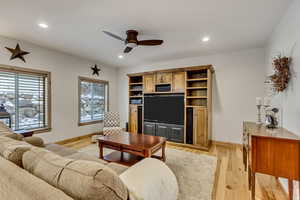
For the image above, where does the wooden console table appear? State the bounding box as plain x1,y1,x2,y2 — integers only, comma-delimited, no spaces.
243,121,300,200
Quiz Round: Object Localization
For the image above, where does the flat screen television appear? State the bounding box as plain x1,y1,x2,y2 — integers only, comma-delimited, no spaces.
144,94,184,125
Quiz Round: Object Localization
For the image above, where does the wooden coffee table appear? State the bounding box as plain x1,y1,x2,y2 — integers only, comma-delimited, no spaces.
97,132,166,166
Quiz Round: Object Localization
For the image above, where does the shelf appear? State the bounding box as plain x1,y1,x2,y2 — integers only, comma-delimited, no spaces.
186,105,207,108
144,92,183,94
155,83,171,85
129,96,143,98
187,78,208,81
186,87,207,89
129,82,143,85
186,96,207,99
129,89,143,92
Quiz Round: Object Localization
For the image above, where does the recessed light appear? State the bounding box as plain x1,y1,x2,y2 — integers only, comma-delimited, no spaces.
38,23,48,29
118,54,124,59
202,36,210,42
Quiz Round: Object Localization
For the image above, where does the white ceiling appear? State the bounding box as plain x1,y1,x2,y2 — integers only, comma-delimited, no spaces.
0,0,291,68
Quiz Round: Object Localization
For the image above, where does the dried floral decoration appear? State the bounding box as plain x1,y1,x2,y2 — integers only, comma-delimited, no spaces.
269,56,291,92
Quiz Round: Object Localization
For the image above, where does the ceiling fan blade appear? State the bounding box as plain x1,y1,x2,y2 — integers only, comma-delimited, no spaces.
103,31,125,42
138,40,163,46
124,46,133,53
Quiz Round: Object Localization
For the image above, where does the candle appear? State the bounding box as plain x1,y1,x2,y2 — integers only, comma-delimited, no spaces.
256,97,262,106
264,97,271,106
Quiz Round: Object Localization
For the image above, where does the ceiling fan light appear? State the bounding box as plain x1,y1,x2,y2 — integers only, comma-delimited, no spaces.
126,43,138,48
202,36,210,42
38,23,48,29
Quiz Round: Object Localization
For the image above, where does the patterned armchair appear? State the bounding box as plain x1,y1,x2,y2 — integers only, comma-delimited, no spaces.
103,112,122,135
91,112,123,143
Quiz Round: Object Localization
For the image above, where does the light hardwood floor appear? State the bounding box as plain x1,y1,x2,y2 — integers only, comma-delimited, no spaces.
62,137,288,200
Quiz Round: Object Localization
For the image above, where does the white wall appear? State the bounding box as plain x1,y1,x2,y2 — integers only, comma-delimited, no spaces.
266,0,300,135
265,0,300,198
0,34,268,145
0,35,118,143
117,48,266,144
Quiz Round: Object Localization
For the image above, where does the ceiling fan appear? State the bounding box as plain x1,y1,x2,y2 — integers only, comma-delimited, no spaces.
103,30,163,53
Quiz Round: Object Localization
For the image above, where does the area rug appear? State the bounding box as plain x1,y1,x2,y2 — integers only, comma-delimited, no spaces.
78,144,218,200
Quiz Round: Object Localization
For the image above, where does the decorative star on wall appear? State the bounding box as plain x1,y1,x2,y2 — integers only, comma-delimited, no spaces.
91,64,101,76
5,43,30,63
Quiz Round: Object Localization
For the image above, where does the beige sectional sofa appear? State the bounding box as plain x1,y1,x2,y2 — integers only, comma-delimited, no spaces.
0,122,178,200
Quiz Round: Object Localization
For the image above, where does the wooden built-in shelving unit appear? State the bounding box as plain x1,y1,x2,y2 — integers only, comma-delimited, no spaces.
128,76,143,105
184,68,212,150
127,65,214,150
128,76,144,134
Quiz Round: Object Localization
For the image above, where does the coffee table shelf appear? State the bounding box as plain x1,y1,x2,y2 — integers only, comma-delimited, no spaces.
104,152,142,166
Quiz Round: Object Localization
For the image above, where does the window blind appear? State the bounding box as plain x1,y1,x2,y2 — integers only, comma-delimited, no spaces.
0,71,49,131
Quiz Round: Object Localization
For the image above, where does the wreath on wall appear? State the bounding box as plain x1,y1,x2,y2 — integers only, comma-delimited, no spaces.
268,56,291,93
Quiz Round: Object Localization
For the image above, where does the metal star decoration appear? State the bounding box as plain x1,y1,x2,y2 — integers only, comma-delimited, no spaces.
91,64,101,76
5,43,30,63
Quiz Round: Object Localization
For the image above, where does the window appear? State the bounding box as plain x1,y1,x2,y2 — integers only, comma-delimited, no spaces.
78,77,108,126
0,65,51,132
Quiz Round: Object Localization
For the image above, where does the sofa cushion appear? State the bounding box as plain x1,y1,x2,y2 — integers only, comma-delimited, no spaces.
23,147,128,200
66,152,128,175
65,152,108,165
23,136,45,147
107,162,129,175
5,133,24,141
0,122,19,139
44,143,77,156
0,136,32,167
0,156,73,200
48,146,128,175
0,130,13,137
0,121,12,133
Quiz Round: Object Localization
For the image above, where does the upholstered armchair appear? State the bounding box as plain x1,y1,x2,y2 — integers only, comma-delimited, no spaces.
103,112,122,135
91,112,122,143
